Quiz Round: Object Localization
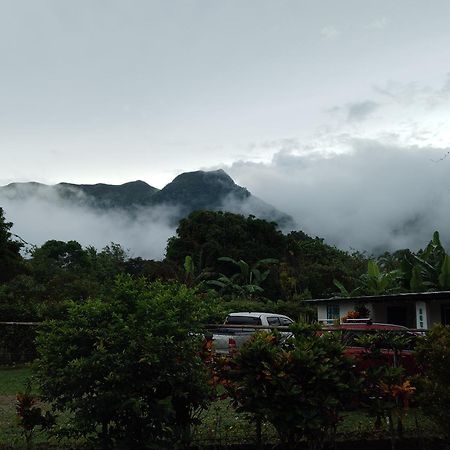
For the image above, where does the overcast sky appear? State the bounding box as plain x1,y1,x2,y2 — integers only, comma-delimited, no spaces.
1,1,450,255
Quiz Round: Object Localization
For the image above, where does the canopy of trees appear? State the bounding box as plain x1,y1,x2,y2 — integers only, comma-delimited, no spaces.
1,207,449,323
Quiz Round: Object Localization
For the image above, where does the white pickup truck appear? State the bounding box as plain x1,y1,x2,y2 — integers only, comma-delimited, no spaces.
210,312,294,354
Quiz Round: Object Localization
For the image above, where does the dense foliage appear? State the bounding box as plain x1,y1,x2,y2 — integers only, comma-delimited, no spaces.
1,198,450,317
166,211,286,272
3,195,450,448
217,325,357,448
35,277,212,448
415,325,450,438
0,207,24,282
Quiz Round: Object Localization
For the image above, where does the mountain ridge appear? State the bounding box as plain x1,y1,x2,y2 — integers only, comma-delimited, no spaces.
0,170,295,229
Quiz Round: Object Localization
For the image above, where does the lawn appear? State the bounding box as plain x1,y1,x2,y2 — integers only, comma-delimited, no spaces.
0,365,33,447
192,397,439,447
0,366,33,396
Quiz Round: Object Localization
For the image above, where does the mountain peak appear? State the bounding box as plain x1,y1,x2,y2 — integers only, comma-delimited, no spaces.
0,170,295,229
153,169,249,210
170,169,235,186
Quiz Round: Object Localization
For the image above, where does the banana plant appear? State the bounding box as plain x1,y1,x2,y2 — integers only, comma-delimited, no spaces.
332,279,362,297
207,256,278,297
334,260,402,297
360,260,403,295
405,231,450,291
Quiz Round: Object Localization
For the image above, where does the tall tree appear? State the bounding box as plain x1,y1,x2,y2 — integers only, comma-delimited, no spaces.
165,211,285,271
0,207,24,282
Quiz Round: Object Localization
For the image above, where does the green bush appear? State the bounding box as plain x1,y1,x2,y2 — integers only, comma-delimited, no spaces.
218,324,357,449
415,325,450,438
35,276,212,448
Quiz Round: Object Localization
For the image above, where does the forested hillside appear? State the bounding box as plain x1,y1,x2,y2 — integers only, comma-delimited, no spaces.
1,206,449,323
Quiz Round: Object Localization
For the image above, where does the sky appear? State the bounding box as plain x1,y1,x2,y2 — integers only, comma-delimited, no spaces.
1,0,450,257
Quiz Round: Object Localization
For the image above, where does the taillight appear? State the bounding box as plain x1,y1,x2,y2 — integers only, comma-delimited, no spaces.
228,338,237,351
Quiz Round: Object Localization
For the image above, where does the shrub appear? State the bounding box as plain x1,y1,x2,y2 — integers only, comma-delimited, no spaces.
415,325,450,438
218,324,357,449
35,276,212,448
354,331,416,440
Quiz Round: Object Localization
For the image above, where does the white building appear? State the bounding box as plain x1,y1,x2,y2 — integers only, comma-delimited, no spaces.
306,291,450,330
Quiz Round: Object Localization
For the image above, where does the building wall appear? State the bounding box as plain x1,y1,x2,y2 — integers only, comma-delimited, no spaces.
371,303,386,322
370,302,415,327
317,301,355,324
315,296,450,328
428,300,450,326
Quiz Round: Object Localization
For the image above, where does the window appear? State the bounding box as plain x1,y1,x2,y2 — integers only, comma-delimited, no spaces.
279,317,293,326
326,304,340,322
267,317,281,326
225,316,262,326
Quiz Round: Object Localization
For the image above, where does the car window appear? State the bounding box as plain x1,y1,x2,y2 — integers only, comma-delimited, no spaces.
226,316,262,326
279,317,293,326
267,317,281,326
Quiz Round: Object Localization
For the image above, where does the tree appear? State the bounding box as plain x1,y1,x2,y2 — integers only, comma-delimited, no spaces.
165,211,285,272
334,260,402,297
402,231,450,291
35,276,212,448
0,207,24,282
285,231,367,298
359,260,403,295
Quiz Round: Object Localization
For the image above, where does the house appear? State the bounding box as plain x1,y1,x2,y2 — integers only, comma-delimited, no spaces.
306,291,450,330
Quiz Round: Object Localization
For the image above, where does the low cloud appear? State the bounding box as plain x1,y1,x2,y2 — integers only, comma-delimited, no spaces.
0,187,178,260
4,140,450,258
226,140,450,254
373,75,450,108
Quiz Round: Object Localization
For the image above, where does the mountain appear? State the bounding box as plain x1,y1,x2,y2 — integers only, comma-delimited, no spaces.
1,180,159,210
58,180,158,209
0,170,294,229
150,169,248,210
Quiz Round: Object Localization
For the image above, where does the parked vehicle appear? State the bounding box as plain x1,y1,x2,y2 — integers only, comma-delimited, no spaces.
209,312,294,354
323,320,420,373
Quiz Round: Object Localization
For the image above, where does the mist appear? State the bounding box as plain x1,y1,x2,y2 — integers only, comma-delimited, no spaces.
226,139,450,254
0,187,178,260
3,139,450,258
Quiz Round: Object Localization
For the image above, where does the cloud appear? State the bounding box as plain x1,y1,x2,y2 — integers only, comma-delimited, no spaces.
225,140,450,254
373,76,450,108
320,26,340,40
0,188,178,260
347,100,380,122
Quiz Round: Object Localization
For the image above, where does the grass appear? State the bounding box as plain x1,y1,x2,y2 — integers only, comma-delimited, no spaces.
0,365,78,449
0,366,33,396
0,366,442,448
192,398,440,446
0,365,33,447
